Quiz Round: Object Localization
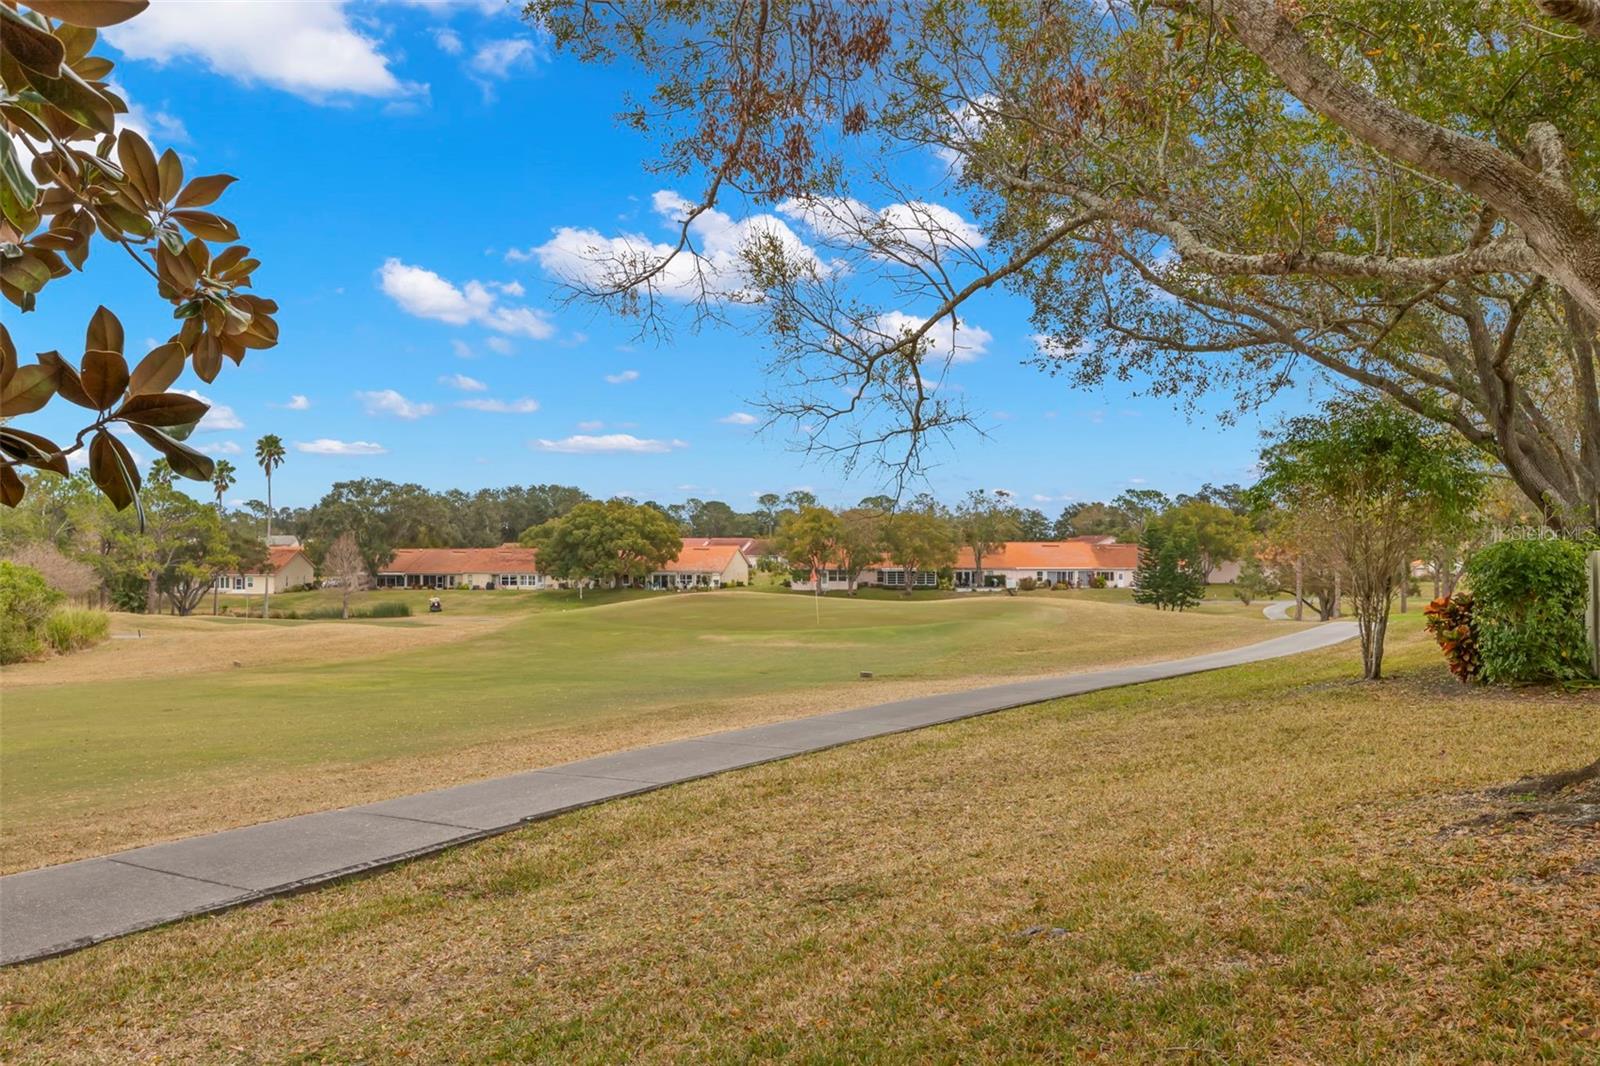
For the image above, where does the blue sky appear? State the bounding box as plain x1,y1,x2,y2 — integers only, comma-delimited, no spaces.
12,0,1322,512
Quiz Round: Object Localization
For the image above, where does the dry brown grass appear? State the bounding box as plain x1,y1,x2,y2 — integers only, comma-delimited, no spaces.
3,630,1595,1063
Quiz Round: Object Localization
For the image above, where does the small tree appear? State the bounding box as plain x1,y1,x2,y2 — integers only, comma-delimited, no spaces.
834,507,885,595
1256,401,1485,680
1133,526,1206,611
775,506,841,591
1231,556,1277,606
1147,500,1254,580
521,499,681,592
880,509,955,597
955,489,1019,589
323,531,368,619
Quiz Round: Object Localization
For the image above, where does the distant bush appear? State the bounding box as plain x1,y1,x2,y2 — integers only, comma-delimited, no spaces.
1466,539,1590,683
1,562,64,664
1018,577,1037,592
1423,592,1480,683
363,601,413,618
44,608,110,655
1090,574,1108,590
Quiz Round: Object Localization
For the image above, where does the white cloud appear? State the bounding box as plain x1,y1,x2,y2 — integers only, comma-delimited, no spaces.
111,81,189,146
470,38,538,79
576,420,605,431
777,197,986,254
524,189,822,301
105,1,415,101
284,394,311,411
484,336,513,355
867,311,992,364
532,434,686,455
358,389,435,419
719,412,759,426
440,373,487,392
199,440,242,456
451,339,473,358
179,389,243,430
604,369,639,384
378,258,555,340
295,439,387,456
457,397,540,414
433,27,464,55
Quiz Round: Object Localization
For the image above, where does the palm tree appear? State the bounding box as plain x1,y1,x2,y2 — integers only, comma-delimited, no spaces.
210,459,237,615
254,435,285,618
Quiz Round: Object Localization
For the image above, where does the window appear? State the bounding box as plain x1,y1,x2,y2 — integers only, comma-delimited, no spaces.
915,571,937,587
825,568,849,583
879,569,905,586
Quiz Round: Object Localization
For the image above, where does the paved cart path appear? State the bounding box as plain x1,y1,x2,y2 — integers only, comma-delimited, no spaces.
0,620,1357,967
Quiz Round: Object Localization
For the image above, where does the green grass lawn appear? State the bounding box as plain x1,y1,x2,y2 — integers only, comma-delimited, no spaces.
3,629,1594,1062
1,590,1289,870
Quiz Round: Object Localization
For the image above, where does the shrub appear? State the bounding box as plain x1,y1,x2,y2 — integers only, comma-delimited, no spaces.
1018,577,1037,591
1423,592,1480,682
1090,574,1108,590
365,600,412,618
1466,539,1591,683
43,608,111,654
0,562,64,664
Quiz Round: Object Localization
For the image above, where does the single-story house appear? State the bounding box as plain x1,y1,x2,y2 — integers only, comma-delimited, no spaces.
375,544,548,590
214,544,316,595
647,539,751,589
795,540,1141,592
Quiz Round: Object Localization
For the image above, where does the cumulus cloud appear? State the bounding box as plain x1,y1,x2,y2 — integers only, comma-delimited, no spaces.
604,369,639,384
440,373,487,392
485,336,513,355
777,197,986,254
576,420,605,431
378,258,555,339
719,412,759,426
179,390,243,431
295,439,387,456
458,397,540,414
523,189,821,302
433,27,464,55
284,394,311,410
470,38,538,79
105,1,416,101
532,434,686,455
358,389,435,419
199,440,242,456
867,311,992,364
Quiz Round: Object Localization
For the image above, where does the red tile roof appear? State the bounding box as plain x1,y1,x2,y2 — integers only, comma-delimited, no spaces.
380,544,538,575
659,540,746,574
257,545,308,575
953,541,1138,571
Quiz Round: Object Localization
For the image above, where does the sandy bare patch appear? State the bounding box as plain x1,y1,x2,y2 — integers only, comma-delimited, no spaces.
0,611,513,688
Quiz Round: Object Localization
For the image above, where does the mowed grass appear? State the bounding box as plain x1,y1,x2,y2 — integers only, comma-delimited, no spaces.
0,591,1284,870
3,630,1594,1062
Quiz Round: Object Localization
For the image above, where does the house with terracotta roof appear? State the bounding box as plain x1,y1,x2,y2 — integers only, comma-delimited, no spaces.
213,544,316,596
795,540,1140,592
375,544,546,590
647,539,752,589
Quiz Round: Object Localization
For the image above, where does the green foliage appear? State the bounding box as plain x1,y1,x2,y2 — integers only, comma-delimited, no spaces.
955,490,1020,575
1148,500,1253,578
1423,592,1480,683
43,607,109,654
1132,527,1206,612
1466,540,1592,684
774,506,842,577
879,509,956,595
1232,557,1277,605
0,3,278,514
521,499,682,587
0,561,63,663
278,601,411,620
1017,576,1037,592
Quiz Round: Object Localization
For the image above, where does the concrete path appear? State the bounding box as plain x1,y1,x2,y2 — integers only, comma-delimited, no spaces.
0,621,1356,967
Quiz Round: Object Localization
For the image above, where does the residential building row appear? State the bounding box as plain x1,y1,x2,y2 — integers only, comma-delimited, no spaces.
793,536,1140,592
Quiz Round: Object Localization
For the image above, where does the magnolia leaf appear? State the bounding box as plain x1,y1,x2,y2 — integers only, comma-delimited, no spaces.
192,331,222,382
0,253,51,293
0,6,66,78
97,200,153,239
127,423,212,481
157,147,183,203
80,347,129,409
115,129,160,206
169,208,238,242
174,174,236,209
155,241,198,292
86,304,123,354
210,244,249,274
0,363,57,416
0,135,41,233
88,428,138,512
0,464,24,508
115,390,207,427
0,323,15,392
127,341,184,396
25,1,149,28
23,61,116,136
0,427,70,476
37,349,97,408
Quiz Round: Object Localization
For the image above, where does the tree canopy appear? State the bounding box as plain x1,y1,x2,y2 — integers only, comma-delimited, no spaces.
535,0,1600,527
